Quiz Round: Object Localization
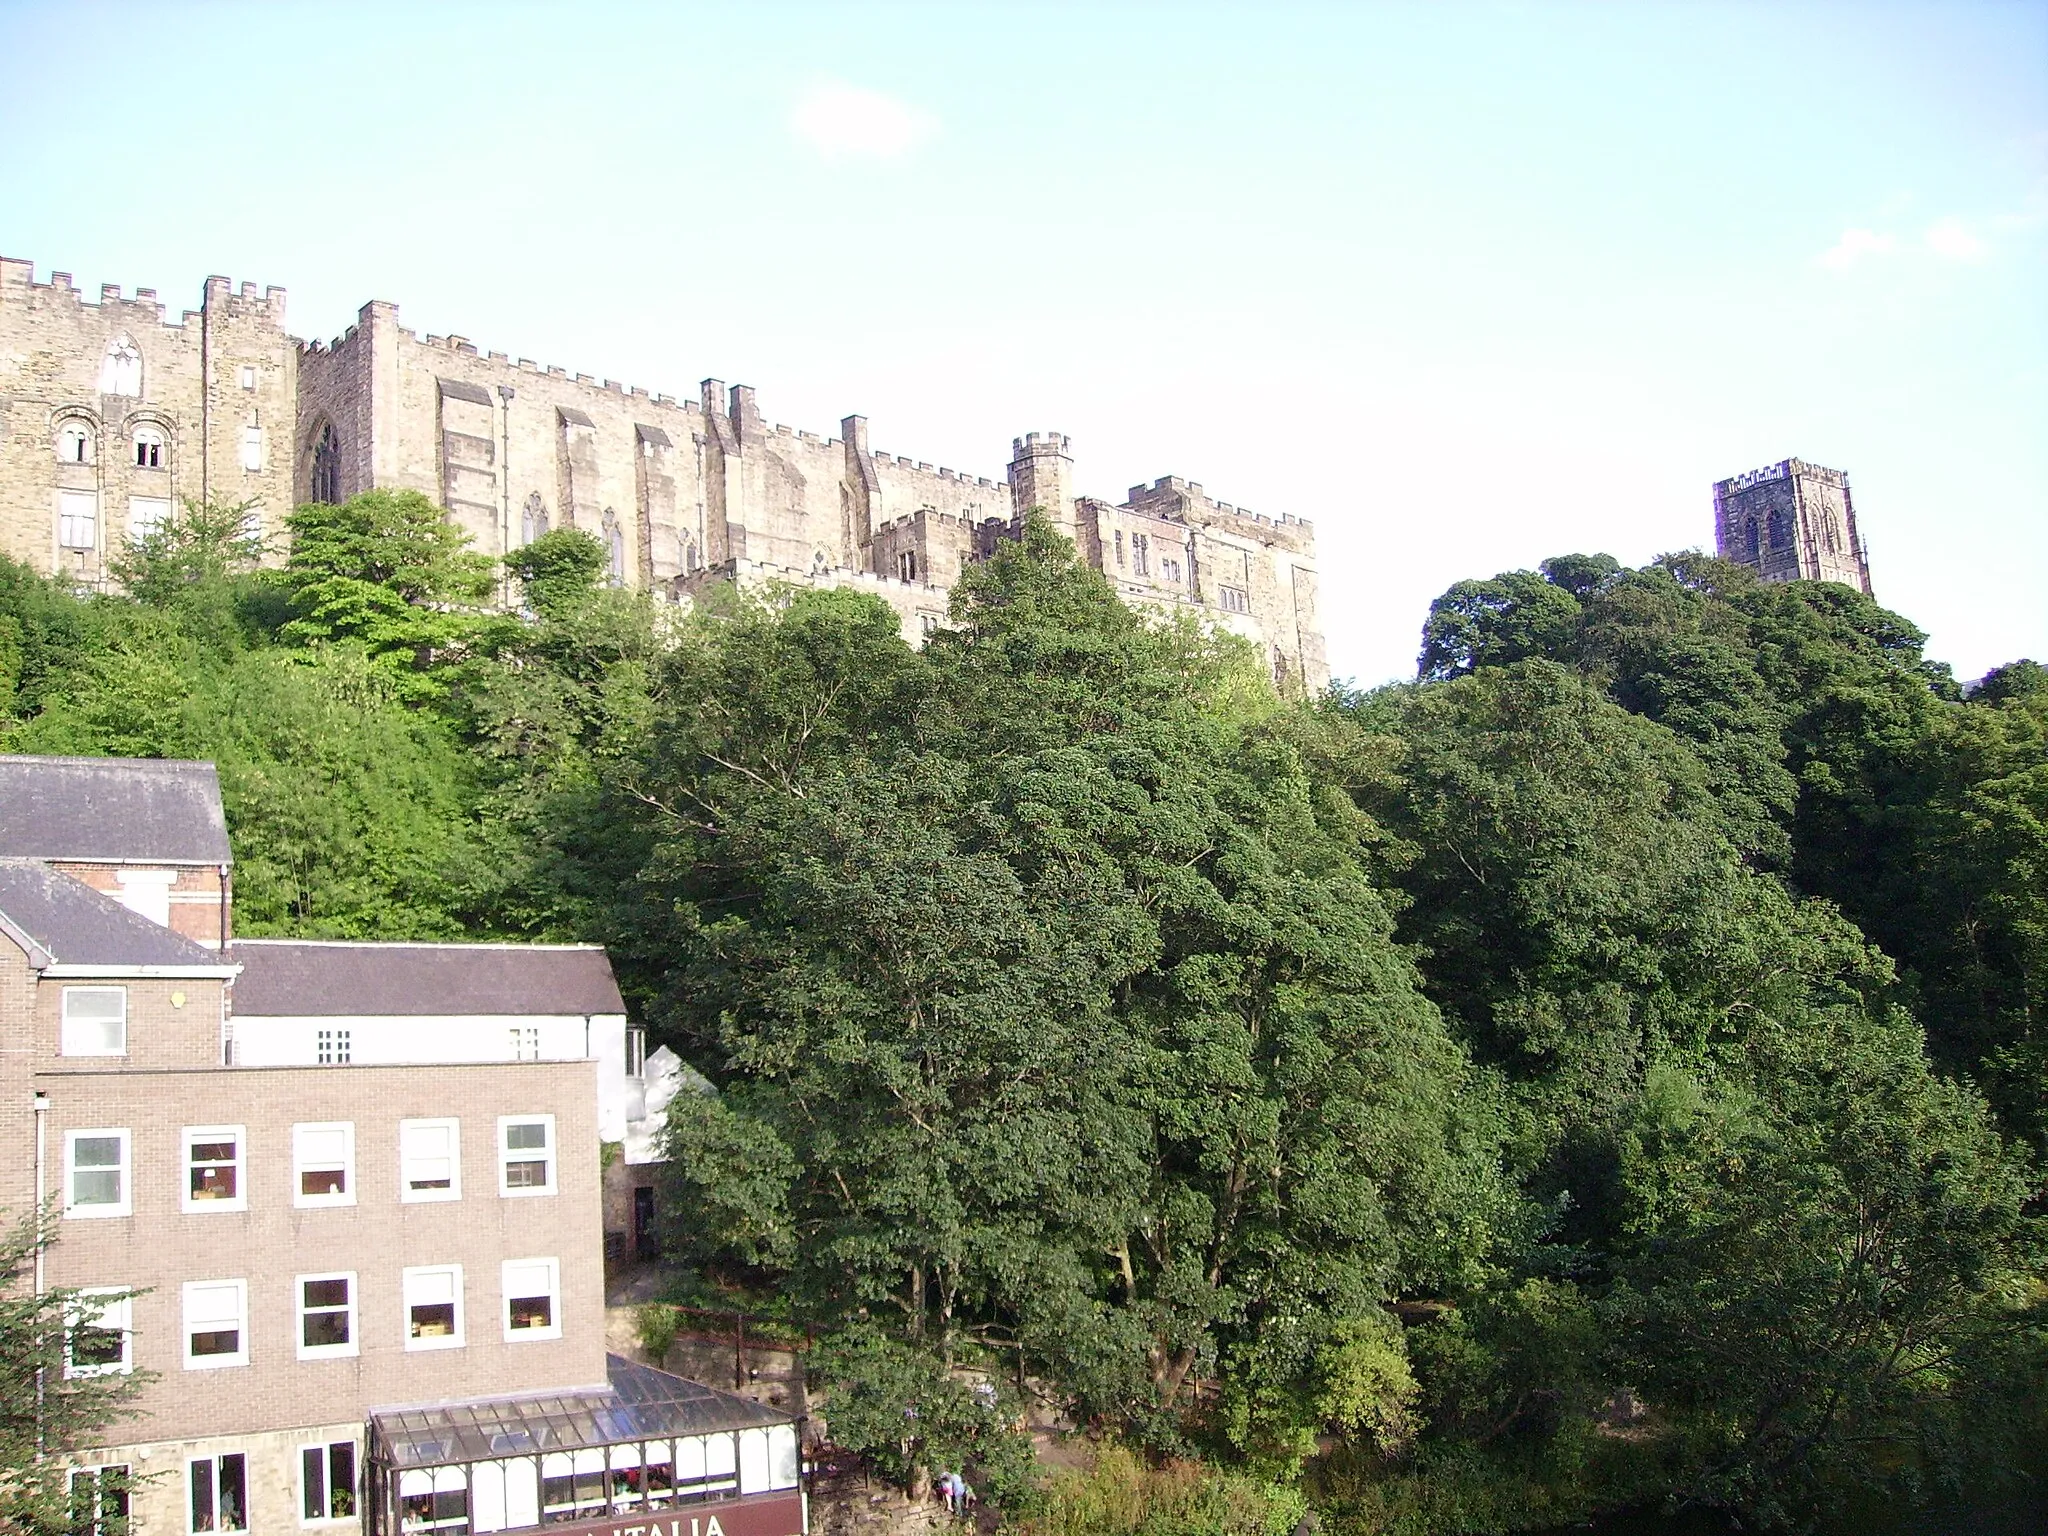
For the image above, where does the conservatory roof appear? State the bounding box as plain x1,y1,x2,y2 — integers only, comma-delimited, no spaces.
369,1355,789,1470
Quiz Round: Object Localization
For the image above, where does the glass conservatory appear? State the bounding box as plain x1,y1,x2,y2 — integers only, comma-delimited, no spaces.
366,1356,804,1536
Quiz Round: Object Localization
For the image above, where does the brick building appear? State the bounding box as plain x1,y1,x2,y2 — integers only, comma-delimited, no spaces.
1712,458,1873,594
1,756,802,1536
0,256,1328,694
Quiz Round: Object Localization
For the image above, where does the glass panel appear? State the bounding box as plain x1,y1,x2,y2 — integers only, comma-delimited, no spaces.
328,1444,357,1518
410,1304,456,1339
303,1447,326,1521
190,1328,240,1357
189,1140,238,1201
508,1293,552,1331
218,1455,248,1532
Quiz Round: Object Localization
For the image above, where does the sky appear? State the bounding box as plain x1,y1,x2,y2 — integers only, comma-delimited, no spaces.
2,0,2043,685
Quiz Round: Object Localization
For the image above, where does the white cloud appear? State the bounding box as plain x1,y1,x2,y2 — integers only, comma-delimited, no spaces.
790,83,936,162
1924,217,1986,262
1817,227,1895,270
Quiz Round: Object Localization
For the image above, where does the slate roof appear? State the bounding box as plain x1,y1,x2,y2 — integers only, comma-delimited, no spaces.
0,858,228,969
229,939,626,1017
0,755,233,865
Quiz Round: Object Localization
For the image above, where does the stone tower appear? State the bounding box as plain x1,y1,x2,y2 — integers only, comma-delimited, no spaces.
1008,432,1076,539
1713,458,1871,594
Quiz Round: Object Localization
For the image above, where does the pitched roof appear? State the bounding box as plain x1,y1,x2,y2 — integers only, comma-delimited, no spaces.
0,858,228,969
228,940,626,1018
0,755,233,865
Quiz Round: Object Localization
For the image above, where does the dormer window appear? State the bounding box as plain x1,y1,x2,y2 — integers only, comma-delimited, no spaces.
133,426,165,469
57,421,94,464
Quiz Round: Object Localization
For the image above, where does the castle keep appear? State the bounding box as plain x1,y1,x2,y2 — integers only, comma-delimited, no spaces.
1,258,1328,692
1713,457,1872,595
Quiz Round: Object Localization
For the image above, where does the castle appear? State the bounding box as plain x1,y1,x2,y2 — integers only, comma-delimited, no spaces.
1712,457,1872,594
0,257,1328,692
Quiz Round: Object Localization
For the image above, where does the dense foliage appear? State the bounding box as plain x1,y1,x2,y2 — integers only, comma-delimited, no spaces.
1,499,2041,1534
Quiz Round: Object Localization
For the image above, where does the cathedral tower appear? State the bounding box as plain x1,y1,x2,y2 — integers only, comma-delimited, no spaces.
1713,458,1872,594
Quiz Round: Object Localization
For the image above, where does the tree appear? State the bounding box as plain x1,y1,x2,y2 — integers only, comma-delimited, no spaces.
639,523,1503,1464
280,490,496,697
0,1210,148,1534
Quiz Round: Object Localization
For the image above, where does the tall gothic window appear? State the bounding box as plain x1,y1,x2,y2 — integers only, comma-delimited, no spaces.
99,336,142,397
522,492,548,546
601,509,626,586
1766,508,1791,551
1744,519,1761,563
309,423,340,504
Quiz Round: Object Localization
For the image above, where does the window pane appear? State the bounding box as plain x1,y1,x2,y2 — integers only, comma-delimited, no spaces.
505,1122,547,1151
508,1293,552,1330
504,1158,548,1189
304,1277,349,1309
305,1309,351,1349
73,1321,124,1369
302,1166,347,1197
73,1169,121,1205
218,1455,247,1532
190,1328,240,1357
190,1460,215,1532
74,1136,122,1168
303,1448,326,1521
329,1444,357,1518
410,1303,456,1338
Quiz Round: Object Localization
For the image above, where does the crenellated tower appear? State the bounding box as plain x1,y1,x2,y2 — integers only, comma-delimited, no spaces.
1713,458,1872,594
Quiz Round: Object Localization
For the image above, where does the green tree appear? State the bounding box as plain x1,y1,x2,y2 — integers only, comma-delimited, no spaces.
280,490,495,697
0,1210,148,1534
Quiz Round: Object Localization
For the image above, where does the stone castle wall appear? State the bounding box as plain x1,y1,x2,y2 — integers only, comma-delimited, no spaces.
2,257,1330,692
0,259,297,582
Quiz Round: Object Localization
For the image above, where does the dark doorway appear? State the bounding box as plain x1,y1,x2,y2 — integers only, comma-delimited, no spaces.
633,1186,657,1260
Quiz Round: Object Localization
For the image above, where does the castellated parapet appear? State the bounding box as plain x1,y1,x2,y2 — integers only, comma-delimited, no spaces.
1,256,1328,693
1713,457,1871,595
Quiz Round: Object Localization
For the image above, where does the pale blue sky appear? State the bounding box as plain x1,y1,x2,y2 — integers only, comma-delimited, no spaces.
3,1,2042,684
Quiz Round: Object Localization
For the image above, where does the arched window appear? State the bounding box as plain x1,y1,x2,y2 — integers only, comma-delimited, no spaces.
56,420,95,464
1766,509,1791,550
1744,518,1761,563
99,335,143,397
133,425,165,470
521,492,548,546
309,423,340,504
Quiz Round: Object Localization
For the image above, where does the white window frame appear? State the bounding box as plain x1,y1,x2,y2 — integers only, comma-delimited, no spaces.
182,1278,250,1370
240,424,264,472
508,1024,539,1061
239,364,257,391
501,1256,562,1341
130,494,173,538
181,1125,248,1213
293,1121,355,1207
399,1118,461,1203
295,1271,359,1361
300,1439,358,1526
64,1129,131,1219
60,986,128,1056
65,1288,133,1379
498,1114,556,1197
402,1264,465,1351
57,489,99,550
190,1451,250,1533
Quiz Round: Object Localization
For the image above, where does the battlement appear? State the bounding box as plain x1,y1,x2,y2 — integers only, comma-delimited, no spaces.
871,449,1001,489
1120,474,1313,535
0,257,251,332
1012,431,1071,457
1716,458,1848,495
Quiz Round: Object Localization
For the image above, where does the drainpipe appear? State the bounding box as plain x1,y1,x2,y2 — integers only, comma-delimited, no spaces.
33,1091,49,1458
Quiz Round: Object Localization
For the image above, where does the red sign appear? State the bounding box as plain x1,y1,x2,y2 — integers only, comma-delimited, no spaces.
526,1491,805,1536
